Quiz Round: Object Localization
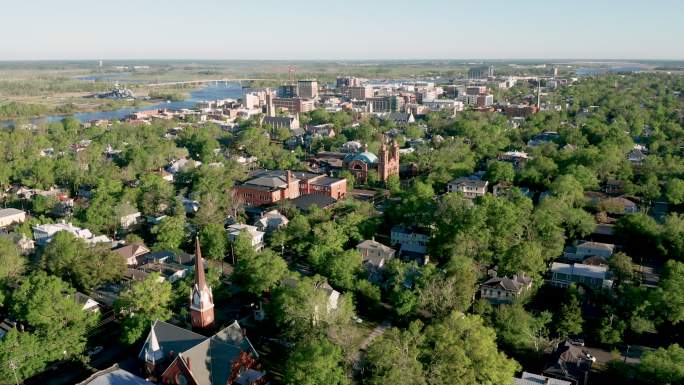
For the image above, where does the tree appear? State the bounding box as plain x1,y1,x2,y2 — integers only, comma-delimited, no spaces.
283,337,348,385
418,257,477,318
658,260,684,325
492,303,552,352
610,252,634,284
0,236,24,280
661,213,684,260
8,272,95,378
365,322,426,385
271,276,354,338
151,215,187,251
199,223,227,260
556,291,583,338
485,161,515,184
0,330,49,383
423,312,520,385
233,249,288,295
665,178,684,205
40,232,124,290
115,273,173,343
638,344,684,385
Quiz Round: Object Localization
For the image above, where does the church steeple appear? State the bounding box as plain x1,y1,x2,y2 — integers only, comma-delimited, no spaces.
194,236,207,290
190,237,214,329
144,325,164,363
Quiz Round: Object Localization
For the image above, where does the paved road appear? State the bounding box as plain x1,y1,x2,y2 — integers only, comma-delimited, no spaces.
359,321,392,351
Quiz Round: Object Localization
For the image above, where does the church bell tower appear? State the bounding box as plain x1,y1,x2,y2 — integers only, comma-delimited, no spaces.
190,237,214,329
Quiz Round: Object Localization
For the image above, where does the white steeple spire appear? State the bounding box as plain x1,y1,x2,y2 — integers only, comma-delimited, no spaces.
145,325,164,363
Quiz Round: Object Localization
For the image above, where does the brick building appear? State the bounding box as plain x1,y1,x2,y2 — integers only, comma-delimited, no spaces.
234,170,346,207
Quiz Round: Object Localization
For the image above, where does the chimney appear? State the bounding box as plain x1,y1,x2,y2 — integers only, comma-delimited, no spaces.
185,356,191,370
287,170,292,185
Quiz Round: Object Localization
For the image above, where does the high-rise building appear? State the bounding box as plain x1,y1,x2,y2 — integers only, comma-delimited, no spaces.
279,84,298,98
297,80,319,99
190,238,214,329
468,66,494,79
368,95,404,112
336,76,362,88
466,85,488,95
273,97,315,113
349,86,373,100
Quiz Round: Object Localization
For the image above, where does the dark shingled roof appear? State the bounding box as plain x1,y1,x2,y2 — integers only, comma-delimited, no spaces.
137,320,206,362
290,194,336,211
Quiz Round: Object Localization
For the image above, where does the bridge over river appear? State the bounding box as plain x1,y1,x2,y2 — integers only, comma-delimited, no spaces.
146,78,277,87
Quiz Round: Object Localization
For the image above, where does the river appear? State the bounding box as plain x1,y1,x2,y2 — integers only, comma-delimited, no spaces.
2,82,246,126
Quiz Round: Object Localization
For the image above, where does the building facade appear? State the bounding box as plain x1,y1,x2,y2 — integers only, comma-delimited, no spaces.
297,80,319,99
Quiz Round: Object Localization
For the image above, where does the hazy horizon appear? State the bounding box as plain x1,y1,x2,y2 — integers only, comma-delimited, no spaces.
2,0,683,61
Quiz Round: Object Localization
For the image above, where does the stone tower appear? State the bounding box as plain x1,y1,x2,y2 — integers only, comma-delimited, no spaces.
378,137,400,182
190,237,214,329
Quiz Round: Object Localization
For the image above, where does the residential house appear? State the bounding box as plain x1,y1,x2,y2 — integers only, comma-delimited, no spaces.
2,233,35,254
74,292,101,313
255,210,289,233
113,243,151,266
227,224,265,251
138,320,266,385
447,177,489,198
32,222,111,246
543,340,594,385
390,226,429,260
119,210,141,230
77,366,149,385
603,196,638,214
480,274,533,304
514,372,571,385
0,208,26,228
604,179,625,195
570,241,615,261
549,262,613,290
136,261,192,283
356,239,396,270
498,151,530,169
627,148,647,166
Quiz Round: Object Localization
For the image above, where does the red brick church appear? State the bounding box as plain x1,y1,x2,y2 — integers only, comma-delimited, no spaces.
136,239,266,385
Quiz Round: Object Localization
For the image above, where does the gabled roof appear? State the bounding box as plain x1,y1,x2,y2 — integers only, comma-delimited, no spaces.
0,208,25,219
577,241,615,252
114,243,151,259
357,239,395,254
138,320,206,362
481,275,532,292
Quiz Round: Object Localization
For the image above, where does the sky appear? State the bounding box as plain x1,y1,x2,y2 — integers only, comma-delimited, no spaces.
0,0,683,60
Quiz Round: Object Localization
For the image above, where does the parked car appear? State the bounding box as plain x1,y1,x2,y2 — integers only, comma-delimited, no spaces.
86,346,103,356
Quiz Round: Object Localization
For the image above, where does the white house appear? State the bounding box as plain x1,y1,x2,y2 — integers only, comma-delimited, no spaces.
120,211,141,230
255,210,289,233
480,274,533,303
571,241,615,261
447,177,489,198
0,208,26,228
227,224,265,251
33,222,110,246
390,227,429,256
549,262,613,290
